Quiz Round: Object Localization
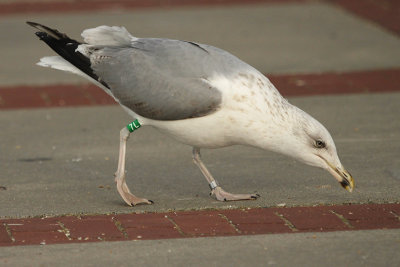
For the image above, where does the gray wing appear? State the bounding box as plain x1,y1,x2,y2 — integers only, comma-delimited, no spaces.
90,38,249,120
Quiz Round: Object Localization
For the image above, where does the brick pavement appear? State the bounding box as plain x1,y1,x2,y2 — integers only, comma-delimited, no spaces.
1,204,399,247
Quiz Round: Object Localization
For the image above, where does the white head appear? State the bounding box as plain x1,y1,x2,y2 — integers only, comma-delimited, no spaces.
264,105,355,192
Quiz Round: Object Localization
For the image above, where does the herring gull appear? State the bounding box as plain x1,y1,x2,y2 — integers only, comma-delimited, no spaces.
27,22,355,206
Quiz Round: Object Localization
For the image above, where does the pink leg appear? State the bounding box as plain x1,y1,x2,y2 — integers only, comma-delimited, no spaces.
192,147,260,201
114,127,153,206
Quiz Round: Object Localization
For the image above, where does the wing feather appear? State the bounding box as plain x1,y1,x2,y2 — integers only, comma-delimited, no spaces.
89,39,244,120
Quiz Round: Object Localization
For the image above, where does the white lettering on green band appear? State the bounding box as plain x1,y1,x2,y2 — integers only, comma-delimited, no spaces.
127,119,141,132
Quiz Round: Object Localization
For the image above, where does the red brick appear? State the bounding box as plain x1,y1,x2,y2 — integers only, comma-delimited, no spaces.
115,213,182,240
115,212,171,226
330,0,400,35
40,85,93,107
84,85,116,105
0,86,47,109
125,227,180,240
1,217,68,245
0,203,399,247
221,208,292,234
0,224,12,245
4,217,60,232
12,231,67,245
388,204,400,216
331,204,400,230
0,84,114,110
169,211,237,237
270,69,400,97
274,206,350,232
59,215,124,242
32,84,114,107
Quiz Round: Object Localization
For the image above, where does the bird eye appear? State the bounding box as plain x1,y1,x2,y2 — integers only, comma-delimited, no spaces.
315,140,326,148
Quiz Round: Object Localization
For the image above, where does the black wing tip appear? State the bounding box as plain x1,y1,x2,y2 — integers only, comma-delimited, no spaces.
34,31,47,40
26,21,50,32
27,21,111,90
27,22,49,41
26,21,39,27
26,21,70,41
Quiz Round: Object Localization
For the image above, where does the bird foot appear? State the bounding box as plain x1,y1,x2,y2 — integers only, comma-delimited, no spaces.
121,192,154,207
211,186,260,201
115,173,153,206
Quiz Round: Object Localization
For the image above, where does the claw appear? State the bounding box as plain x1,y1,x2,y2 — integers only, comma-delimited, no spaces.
129,199,153,206
212,186,260,201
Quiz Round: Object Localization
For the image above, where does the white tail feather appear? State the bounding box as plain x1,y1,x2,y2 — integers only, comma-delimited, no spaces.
37,56,118,101
81,25,136,46
38,56,86,77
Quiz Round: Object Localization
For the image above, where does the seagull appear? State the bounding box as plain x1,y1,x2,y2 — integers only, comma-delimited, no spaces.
27,22,355,206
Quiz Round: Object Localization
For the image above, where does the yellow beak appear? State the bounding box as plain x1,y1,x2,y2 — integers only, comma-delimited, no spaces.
339,169,355,192
327,164,355,192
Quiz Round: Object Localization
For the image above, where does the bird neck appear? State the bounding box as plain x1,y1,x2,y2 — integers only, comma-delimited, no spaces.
234,101,304,155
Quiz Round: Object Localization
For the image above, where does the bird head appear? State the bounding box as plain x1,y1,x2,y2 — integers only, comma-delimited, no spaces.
278,107,355,192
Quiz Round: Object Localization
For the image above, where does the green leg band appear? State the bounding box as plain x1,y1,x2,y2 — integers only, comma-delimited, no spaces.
127,119,141,133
